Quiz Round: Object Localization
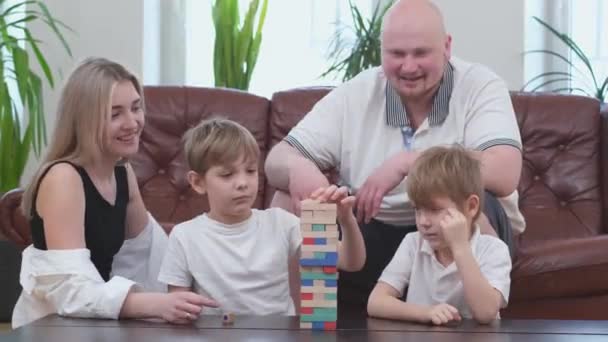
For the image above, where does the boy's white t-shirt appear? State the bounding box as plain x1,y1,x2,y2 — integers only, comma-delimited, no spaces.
378,227,512,319
158,208,302,316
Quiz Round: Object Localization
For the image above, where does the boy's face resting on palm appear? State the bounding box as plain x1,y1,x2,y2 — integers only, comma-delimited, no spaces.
413,194,479,253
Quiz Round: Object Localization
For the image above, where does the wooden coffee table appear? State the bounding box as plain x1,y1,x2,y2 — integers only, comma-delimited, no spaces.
3,314,607,341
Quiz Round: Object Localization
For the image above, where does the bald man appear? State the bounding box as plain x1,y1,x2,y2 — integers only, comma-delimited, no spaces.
265,0,524,312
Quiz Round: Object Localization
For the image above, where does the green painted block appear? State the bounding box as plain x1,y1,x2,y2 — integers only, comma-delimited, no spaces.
301,272,339,280
313,308,337,315
314,252,326,259
324,293,337,300
312,224,326,231
300,312,338,322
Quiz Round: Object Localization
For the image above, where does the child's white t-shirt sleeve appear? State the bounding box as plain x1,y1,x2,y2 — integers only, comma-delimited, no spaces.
273,208,302,257
157,228,193,288
478,237,512,307
377,233,417,296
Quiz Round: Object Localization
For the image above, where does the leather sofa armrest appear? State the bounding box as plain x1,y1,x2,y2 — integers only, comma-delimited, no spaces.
511,234,608,300
0,189,29,248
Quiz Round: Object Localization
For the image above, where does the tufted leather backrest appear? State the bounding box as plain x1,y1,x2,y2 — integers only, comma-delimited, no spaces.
511,93,602,249
132,86,270,230
2,87,607,248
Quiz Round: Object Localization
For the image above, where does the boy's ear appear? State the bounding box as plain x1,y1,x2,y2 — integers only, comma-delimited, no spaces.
466,194,480,219
187,170,206,195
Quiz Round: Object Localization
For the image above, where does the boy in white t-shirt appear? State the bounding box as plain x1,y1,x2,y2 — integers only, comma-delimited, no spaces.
158,118,366,322
367,145,511,325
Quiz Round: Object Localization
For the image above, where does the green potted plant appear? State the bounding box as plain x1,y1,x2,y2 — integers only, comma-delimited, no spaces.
321,0,394,82
523,16,607,102
211,0,268,91
0,0,72,193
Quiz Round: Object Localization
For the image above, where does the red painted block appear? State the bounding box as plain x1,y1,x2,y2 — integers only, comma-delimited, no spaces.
303,238,315,245
323,266,337,274
324,322,337,330
301,293,313,300
301,307,313,315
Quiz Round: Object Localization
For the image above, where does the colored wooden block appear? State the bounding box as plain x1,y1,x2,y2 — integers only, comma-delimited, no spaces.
222,313,235,326
301,279,314,286
301,200,337,211
302,251,314,258
325,293,338,300
301,217,336,224
301,299,338,308
313,280,324,287
300,258,333,267
303,238,316,245
301,211,313,220
300,312,338,322
314,238,327,245
324,322,337,330
302,230,339,238
301,286,338,294
327,237,339,244
301,293,313,300
300,322,313,329
323,266,337,274
313,252,326,259
301,307,313,315
302,244,338,252
325,280,337,287
311,224,326,231
325,224,338,232
301,272,339,280
301,223,313,231
313,308,338,316
312,322,325,330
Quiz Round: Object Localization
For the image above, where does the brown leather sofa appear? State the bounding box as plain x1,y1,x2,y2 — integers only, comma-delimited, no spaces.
1,86,608,320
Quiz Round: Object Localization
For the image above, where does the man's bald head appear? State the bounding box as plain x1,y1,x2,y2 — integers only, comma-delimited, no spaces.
382,0,447,41
379,0,451,103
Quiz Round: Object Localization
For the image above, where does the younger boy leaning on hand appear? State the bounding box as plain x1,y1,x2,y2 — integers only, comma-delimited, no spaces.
367,145,512,325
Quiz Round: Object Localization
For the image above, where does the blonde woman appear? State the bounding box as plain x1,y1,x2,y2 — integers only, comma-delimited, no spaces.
12,58,216,328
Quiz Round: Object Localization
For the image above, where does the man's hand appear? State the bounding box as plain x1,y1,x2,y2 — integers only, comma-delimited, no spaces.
355,151,415,223
426,303,462,325
309,185,355,224
288,158,329,215
439,208,470,252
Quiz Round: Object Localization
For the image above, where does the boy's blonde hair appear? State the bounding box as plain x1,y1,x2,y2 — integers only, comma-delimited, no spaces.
183,118,260,174
407,145,483,220
22,57,143,217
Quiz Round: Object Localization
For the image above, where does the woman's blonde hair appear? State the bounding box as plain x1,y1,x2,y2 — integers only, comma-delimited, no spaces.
21,57,143,217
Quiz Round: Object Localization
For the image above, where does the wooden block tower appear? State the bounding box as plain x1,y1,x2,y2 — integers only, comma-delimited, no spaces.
299,200,338,331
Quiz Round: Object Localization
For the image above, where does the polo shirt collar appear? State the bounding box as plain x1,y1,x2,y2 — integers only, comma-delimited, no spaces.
385,62,454,127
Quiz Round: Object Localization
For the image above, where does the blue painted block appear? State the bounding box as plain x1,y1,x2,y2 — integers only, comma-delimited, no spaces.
301,258,331,266
325,252,338,264
301,279,313,286
325,280,337,287
314,238,327,245
312,322,325,330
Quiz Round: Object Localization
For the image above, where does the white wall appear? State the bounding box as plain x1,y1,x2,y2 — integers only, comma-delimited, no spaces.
433,0,525,90
20,0,524,184
22,0,144,185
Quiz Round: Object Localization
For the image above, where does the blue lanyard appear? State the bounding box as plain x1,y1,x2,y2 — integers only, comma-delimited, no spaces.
401,126,415,150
